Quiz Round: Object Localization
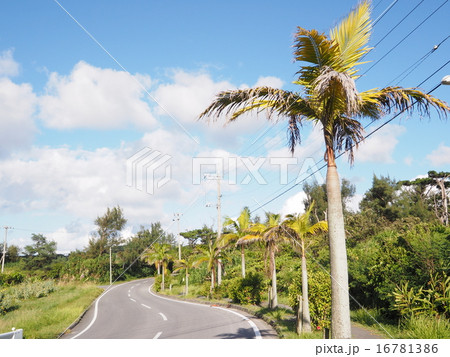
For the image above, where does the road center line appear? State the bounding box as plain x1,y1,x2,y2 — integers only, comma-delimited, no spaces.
130,298,136,302
153,331,162,339
158,312,168,321
141,304,152,309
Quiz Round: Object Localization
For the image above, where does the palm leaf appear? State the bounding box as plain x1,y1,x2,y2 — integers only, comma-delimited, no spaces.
329,0,373,76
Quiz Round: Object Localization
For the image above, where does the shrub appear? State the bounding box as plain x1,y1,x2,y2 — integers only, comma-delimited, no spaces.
401,315,450,339
288,269,331,329
228,272,265,305
0,272,25,286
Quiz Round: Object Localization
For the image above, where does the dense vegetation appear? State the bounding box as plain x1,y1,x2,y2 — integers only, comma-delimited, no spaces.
1,173,448,338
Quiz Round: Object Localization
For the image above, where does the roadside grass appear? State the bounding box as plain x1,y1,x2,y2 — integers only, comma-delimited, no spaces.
350,308,450,339
0,282,102,338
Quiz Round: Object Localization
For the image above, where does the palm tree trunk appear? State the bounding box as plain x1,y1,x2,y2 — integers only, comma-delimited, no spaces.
161,265,165,291
241,245,246,278
301,250,312,333
210,267,215,294
326,147,351,339
218,259,222,285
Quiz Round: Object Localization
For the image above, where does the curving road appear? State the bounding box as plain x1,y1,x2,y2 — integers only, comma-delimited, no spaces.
62,278,277,339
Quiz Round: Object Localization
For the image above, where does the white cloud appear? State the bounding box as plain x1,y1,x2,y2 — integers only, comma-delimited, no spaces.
280,191,307,218
254,76,284,88
39,61,156,130
0,78,37,156
152,69,283,149
346,193,363,212
426,144,450,166
0,49,20,77
354,124,406,163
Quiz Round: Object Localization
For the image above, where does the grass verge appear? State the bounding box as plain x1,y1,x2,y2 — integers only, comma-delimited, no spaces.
0,282,102,339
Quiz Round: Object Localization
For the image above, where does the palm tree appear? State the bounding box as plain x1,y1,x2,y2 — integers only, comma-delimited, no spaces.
196,238,222,295
238,213,288,308
284,203,328,333
173,255,202,296
222,207,252,278
142,243,173,291
199,1,449,337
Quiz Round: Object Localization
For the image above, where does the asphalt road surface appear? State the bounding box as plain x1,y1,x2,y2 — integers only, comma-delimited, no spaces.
62,278,277,339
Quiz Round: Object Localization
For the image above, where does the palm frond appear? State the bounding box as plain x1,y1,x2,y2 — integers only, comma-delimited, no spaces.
330,0,372,76
362,87,450,119
198,86,311,123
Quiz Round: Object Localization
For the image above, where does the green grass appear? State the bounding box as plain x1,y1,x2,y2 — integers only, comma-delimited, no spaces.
0,282,102,339
351,308,450,339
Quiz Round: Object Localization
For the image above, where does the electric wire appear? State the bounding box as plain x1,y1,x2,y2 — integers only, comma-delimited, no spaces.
361,0,448,76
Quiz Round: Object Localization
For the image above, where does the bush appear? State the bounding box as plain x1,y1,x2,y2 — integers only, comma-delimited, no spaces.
0,291,17,315
288,269,331,329
228,272,265,305
0,272,25,286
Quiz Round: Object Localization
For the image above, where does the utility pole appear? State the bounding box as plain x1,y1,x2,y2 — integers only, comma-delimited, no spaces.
204,174,222,285
109,246,112,285
173,213,182,259
1,226,12,273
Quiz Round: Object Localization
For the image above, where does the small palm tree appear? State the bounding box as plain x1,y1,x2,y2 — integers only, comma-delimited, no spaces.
222,207,252,278
196,238,223,295
199,1,449,337
173,255,202,296
238,213,288,308
142,243,173,291
284,203,328,333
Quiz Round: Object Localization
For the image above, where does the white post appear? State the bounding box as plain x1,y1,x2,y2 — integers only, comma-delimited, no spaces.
174,213,182,260
1,227,11,274
109,246,112,285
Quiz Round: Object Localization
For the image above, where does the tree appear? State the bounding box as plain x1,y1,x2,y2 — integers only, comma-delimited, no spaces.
360,175,400,221
303,178,355,222
401,171,450,226
180,225,215,247
199,1,449,337
142,243,173,291
238,213,288,308
87,206,127,257
24,234,57,270
284,203,328,333
173,255,202,295
196,238,223,294
222,207,252,277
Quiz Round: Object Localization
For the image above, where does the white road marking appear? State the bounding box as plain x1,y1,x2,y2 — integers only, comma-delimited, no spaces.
141,304,152,309
153,331,162,339
159,312,168,321
148,283,262,339
212,306,262,339
130,298,136,302
71,278,151,339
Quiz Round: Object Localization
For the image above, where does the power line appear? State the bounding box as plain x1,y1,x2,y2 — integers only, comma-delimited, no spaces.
387,35,449,86
361,0,448,76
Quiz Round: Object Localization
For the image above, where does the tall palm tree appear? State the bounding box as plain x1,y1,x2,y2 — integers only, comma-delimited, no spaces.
284,203,328,333
199,1,449,337
222,207,252,278
238,213,288,308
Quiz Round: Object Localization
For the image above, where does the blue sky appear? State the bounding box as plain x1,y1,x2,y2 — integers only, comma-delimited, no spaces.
0,0,449,253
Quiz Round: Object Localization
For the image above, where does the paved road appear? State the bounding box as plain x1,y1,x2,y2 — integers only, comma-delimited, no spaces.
62,278,277,339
